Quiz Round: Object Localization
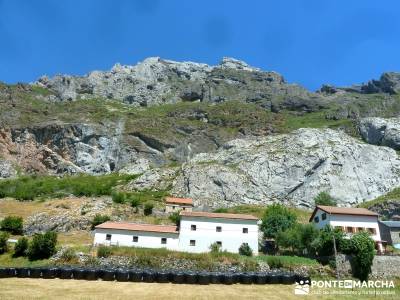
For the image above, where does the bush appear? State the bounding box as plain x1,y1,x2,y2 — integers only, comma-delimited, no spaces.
144,202,154,216
261,204,297,238
238,243,253,256
314,192,337,206
311,225,345,257
112,192,126,204
129,196,141,212
266,256,284,269
209,242,222,253
169,211,181,225
91,214,111,230
276,223,319,255
349,232,375,281
97,245,111,258
0,231,9,254
13,237,28,257
0,216,23,235
58,247,78,263
27,231,57,260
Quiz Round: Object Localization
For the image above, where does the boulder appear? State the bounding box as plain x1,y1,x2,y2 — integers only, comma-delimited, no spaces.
359,117,400,150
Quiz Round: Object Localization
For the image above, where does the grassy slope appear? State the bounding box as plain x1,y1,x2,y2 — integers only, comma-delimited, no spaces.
358,187,400,209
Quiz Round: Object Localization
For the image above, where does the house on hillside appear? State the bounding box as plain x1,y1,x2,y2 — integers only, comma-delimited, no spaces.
93,211,260,254
165,197,193,213
379,221,400,248
309,205,385,253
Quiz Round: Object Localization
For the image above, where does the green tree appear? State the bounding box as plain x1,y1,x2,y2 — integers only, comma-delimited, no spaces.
0,216,23,235
209,242,222,253
276,223,320,255
27,231,57,260
349,232,375,281
143,202,154,216
13,237,28,257
0,231,9,254
90,214,110,230
238,243,253,256
169,211,181,226
311,225,345,257
261,204,297,238
314,192,337,206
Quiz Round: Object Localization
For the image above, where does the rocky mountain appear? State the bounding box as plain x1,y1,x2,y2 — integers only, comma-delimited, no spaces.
2,57,400,208
127,128,400,208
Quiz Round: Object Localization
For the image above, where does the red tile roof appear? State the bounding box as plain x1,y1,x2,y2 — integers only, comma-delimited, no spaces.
165,197,193,205
95,222,179,234
180,211,258,220
309,205,378,222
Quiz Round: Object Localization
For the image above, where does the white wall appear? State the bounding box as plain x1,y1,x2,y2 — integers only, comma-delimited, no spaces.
178,216,259,254
311,209,381,241
94,228,179,250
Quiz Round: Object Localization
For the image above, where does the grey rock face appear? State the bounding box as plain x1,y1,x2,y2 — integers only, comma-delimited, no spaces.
361,72,400,94
170,129,400,208
35,57,320,112
0,160,16,179
359,117,400,150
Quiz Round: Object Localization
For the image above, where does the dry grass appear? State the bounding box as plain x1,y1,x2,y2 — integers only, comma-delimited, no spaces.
57,231,93,247
0,278,397,300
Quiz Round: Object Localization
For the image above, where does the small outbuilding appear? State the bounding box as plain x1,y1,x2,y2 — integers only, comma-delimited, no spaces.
165,197,193,213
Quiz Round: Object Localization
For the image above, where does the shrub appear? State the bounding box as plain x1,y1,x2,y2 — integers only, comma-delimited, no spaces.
58,247,78,263
91,214,111,230
27,231,57,260
129,196,141,210
349,232,375,281
209,242,222,253
0,231,9,254
238,243,253,256
111,192,126,204
261,204,297,238
213,208,229,213
314,192,337,206
97,245,111,258
276,223,320,255
0,216,23,235
143,202,154,216
169,211,181,225
311,225,345,257
266,256,284,269
13,237,28,257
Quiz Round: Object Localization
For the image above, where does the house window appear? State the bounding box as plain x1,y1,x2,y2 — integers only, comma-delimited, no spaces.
216,226,222,232
346,227,354,233
314,216,319,223
190,240,196,246
357,227,364,232
161,238,167,244
106,234,112,241
216,241,222,247
321,213,327,220
367,228,376,235
191,225,196,231
133,236,138,242
243,228,248,234
183,207,186,210
173,206,176,210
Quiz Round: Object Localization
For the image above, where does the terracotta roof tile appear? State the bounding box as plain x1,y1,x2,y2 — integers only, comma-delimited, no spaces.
180,211,258,220
95,222,179,234
165,197,193,205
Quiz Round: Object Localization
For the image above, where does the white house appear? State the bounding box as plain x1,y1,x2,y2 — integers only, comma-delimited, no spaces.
178,211,259,254
94,211,260,254
309,205,384,253
94,223,179,250
165,197,193,213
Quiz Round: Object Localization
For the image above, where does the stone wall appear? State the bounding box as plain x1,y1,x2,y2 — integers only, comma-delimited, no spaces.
336,254,400,278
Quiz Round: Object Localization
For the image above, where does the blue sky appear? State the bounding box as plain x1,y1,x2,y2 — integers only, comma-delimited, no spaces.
1,0,400,90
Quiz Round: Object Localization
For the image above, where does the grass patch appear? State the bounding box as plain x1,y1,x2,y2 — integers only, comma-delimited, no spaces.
0,173,137,201
257,255,319,267
0,252,49,267
358,187,400,208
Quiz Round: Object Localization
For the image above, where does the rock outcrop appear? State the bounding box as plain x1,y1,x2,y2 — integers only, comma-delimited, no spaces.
0,160,16,179
35,57,322,112
159,128,400,208
359,117,400,150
